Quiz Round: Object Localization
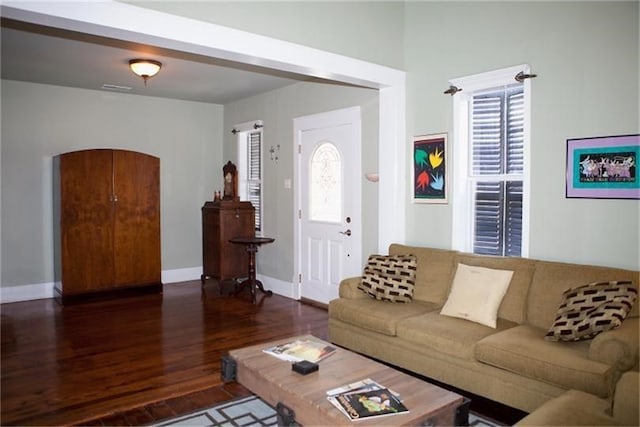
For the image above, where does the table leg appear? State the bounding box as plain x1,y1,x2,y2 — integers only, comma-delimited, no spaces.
233,243,273,303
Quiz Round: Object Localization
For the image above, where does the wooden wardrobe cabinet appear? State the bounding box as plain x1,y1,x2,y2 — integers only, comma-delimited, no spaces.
201,200,255,283
53,149,162,303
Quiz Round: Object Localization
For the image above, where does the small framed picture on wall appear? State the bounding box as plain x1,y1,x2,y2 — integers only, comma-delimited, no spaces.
412,133,447,203
566,134,639,199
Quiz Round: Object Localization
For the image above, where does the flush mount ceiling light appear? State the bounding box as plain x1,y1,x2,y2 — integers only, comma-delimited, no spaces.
129,59,162,85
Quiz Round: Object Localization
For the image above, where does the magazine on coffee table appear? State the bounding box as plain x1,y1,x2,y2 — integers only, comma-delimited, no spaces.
329,386,408,420
263,339,336,363
327,378,407,421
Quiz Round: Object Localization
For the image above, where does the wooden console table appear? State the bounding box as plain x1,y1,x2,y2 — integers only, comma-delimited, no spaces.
229,236,274,303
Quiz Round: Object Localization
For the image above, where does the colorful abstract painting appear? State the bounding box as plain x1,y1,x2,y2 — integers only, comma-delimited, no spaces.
413,133,447,203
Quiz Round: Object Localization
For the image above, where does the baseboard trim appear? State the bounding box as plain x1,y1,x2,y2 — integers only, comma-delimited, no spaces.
1,269,296,304
257,275,296,299
0,282,55,304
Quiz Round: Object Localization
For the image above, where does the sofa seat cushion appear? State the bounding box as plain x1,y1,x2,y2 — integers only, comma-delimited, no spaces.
475,325,616,397
396,311,517,361
328,298,438,336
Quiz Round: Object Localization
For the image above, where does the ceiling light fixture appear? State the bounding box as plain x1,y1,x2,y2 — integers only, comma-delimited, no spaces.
129,59,162,85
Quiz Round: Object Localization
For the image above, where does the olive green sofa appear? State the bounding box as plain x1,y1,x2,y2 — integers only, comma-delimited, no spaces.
516,371,638,426
328,244,639,415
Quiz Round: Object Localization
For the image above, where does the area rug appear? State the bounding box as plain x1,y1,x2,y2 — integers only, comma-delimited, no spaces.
154,395,277,426
153,395,504,426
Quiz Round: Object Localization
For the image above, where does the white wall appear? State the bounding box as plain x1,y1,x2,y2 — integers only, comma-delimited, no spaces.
1,80,223,294
404,1,639,269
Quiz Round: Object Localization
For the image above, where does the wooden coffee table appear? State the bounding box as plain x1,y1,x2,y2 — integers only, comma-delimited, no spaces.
225,335,467,426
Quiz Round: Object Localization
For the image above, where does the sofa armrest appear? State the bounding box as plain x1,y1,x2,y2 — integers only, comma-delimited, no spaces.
514,389,614,426
589,317,639,371
338,276,368,299
612,371,639,426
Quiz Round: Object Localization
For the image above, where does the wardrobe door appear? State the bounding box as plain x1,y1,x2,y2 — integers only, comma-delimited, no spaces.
59,150,115,291
112,150,161,287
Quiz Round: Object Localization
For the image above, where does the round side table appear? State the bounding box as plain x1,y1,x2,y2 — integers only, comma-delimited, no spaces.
229,236,275,303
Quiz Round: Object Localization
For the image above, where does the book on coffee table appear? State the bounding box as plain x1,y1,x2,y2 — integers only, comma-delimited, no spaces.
262,338,336,363
327,378,407,421
329,386,409,421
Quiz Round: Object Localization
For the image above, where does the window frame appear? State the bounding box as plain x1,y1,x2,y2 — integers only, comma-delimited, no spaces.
451,65,531,257
235,120,264,234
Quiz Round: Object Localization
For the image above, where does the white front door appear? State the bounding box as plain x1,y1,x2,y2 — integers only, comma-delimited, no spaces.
294,107,362,304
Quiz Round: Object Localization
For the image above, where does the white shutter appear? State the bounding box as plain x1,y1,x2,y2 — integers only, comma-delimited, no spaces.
471,86,524,256
247,131,262,232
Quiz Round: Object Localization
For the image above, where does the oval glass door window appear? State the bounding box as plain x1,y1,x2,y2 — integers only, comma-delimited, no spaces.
309,141,341,222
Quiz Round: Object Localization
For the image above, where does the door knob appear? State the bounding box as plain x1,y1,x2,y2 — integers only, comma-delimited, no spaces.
339,229,352,236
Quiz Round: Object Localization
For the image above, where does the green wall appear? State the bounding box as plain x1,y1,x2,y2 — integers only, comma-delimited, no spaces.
127,0,638,269
1,80,223,287
404,1,639,268
223,81,379,282
124,0,406,69
2,1,638,297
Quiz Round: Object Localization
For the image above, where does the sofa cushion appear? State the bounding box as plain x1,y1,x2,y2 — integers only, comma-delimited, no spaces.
545,281,638,342
514,389,615,427
612,371,639,426
455,254,535,324
328,298,437,336
440,263,514,328
358,254,417,303
527,261,640,330
389,244,458,305
397,311,517,361
475,325,616,397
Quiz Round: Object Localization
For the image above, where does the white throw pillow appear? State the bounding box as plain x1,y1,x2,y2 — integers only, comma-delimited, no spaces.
440,263,514,328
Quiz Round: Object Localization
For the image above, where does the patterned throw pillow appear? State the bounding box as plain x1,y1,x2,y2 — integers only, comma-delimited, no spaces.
545,281,638,342
358,255,417,303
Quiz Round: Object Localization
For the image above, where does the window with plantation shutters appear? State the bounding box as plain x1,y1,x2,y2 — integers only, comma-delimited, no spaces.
236,122,263,233
246,131,262,232
471,87,523,256
451,65,531,258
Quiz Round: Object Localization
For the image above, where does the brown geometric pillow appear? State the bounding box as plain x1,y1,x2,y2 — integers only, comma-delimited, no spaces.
358,254,417,303
545,281,638,342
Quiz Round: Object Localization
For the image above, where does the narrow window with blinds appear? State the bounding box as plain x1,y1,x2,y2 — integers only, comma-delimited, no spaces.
451,65,530,258
246,131,262,232
236,125,263,233
471,86,524,256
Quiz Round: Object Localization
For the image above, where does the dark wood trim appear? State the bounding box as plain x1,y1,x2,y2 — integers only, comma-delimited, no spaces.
54,282,163,305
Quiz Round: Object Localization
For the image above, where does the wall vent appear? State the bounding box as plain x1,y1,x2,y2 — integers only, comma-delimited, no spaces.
101,84,132,92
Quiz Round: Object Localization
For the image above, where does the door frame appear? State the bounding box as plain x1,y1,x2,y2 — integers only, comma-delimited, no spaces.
293,107,362,301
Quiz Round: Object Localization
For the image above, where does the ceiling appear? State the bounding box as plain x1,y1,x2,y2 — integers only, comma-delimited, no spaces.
1,18,328,105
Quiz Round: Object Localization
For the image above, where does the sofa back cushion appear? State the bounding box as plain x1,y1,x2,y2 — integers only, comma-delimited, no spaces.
455,254,535,324
389,244,457,305
527,261,640,330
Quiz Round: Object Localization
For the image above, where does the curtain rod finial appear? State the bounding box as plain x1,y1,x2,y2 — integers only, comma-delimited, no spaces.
444,85,462,96
515,71,538,82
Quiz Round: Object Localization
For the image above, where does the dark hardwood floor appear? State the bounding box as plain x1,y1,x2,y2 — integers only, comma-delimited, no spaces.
1,280,525,426
1,280,328,426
